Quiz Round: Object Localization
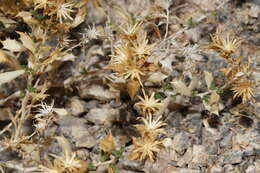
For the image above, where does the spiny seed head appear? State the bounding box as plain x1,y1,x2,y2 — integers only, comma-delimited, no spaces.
135,115,166,138
231,78,254,103
128,135,163,161
50,1,75,23
135,89,163,116
131,33,156,59
208,30,242,58
118,22,143,40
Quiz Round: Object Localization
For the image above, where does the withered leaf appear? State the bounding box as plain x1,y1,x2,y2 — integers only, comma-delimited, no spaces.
146,63,158,72
1,39,24,52
0,70,25,86
172,80,191,96
106,63,125,74
100,131,115,153
17,32,36,54
127,79,140,99
204,71,213,90
209,91,220,115
40,49,61,65
147,71,167,83
92,0,101,8
128,151,140,160
72,5,87,28
0,50,21,69
209,91,220,105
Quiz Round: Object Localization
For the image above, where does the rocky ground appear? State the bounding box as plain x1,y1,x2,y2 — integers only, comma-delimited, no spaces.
0,0,259,173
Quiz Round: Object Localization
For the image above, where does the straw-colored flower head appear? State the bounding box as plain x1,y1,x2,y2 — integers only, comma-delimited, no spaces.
135,115,166,137
135,89,163,116
128,135,163,161
231,78,254,103
208,30,242,58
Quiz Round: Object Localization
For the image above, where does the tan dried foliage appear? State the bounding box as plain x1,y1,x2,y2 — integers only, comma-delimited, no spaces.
107,21,158,98
207,30,254,103
100,131,116,153
127,79,140,99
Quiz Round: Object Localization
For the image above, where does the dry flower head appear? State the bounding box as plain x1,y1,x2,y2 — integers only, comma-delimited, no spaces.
208,29,242,58
50,1,75,23
231,78,254,103
39,136,86,173
108,40,157,87
207,29,254,103
128,136,163,162
135,89,163,116
135,115,166,138
34,101,55,132
131,33,156,59
220,58,251,81
118,21,143,40
34,0,53,10
107,22,158,98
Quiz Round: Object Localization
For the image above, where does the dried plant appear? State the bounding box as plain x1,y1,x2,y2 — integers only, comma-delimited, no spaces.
1,0,257,171
82,24,101,41
39,157,64,173
34,0,53,10
58,35,75,48
128,136,163,162
0,1,88,171
34,101,55,133
220,58,250,81
135,89,163,116
208,29,242,59
135,115,166,138
231,78,254,103
110,44,132,64
129,104,166,161
0,50,21,69
131,33,156,59
107,21,158,98
118,21,143,40
49,1,75,23
207,30,254,103
107,38,157,87
99,132,116,153
39,136,87,173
